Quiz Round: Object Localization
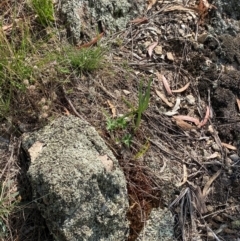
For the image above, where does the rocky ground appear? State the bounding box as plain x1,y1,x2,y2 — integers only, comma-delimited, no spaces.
0,0,240,240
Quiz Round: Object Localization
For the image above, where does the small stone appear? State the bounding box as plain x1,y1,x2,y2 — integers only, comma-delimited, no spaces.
225,157,233,167
114,90,121,98
186,95,195,105
207,232,215,240
166,52,174,61
154,45,162,55
122,90,131,95
178,29,185,36
202,175,209,185
207,205,214,212
144,41,151,48
229,154,240,162
197,33,208,43
191,167,197,173
160,54,165,59
208,125,214,134
212,143,220,152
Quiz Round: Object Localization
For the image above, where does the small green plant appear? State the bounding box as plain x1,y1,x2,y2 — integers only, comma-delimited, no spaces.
31,0,55,26
106,117,127,131
66,46,105,72
134,79,152,132
122,133,132,147
106,79,152,146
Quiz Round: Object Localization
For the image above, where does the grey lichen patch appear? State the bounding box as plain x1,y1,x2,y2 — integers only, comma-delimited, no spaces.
59,0,145,44
211,0,240,35
137,208,175,241
22,115,129,241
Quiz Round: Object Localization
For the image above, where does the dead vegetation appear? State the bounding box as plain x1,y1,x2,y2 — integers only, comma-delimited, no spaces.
0,0,240,240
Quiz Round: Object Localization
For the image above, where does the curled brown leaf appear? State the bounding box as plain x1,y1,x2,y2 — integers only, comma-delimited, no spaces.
130,17,148,25
172,82,190,93
147,42,158,58
76,32,104,49
155,90,173,107
173,119,196,131
198,106,210,127
221,142,237,150
173,115,200,126
156,72,172,95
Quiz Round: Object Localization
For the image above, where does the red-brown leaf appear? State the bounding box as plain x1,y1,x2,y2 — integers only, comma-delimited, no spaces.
173,115,200,126
147,42,158,57
198,106,210,127
172,82,190,93
130,17,148,25
156,72,172,95
76,32,104,49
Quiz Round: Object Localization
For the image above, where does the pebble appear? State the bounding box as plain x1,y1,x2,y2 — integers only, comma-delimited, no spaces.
207,232,215,240
186,94,195,105
178,29,185,36
197,33,208,43
202,175,209,185
154,45,162,55
212,143,221,152
225,157,233,167
166,52,174,61
207,205,214,212
229,154,239,162
122,89,131,95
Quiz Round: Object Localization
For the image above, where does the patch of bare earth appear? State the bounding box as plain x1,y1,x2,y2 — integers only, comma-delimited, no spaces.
1,0,240,240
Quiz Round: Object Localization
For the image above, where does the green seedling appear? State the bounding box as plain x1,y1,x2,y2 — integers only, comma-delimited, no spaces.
122,133,132,147
106,117,127,131
106,79,151,146
106,118,118,131
116,117,128,129
134,79,152,132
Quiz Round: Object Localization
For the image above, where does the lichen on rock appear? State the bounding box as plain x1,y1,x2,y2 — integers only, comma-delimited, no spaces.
59,0,145,44
21,115,129,241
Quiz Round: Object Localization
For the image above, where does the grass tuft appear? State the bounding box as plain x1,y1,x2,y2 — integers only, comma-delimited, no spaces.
66,46,105,72
31,0,55,27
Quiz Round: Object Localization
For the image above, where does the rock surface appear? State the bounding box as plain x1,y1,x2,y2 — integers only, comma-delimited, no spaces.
211,0,240,35
21,115,129,241
59,0,145,43
136,208,175,241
